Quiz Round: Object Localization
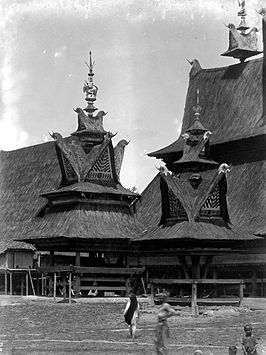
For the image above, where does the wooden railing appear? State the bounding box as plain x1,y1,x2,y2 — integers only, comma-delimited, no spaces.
150,278,245,316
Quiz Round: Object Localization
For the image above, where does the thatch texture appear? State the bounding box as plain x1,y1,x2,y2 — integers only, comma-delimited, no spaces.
149,58,265,158
0,142,59,253
21,204,144,242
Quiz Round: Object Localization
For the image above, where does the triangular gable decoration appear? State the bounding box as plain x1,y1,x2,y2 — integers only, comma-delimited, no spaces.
85,146,113,181
199,184,220,217
168,190,187,219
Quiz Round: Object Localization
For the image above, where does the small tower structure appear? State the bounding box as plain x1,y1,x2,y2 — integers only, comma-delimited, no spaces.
172,89,218,174
221,0,262,62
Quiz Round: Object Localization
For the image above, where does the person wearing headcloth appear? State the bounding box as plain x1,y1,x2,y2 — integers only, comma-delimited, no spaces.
124,293,140,340
154,294,180,354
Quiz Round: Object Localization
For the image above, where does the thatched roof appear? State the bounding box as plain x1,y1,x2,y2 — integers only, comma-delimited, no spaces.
149,58,266,158
0,141,143,253
135,159,265,241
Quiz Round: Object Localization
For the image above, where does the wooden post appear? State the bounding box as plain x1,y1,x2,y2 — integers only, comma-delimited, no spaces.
53,273,56,302
9,272,12,295
239,281,244,307
21,275,24,296
69,272,72,305
37,275,40,296
75,252,81,295
41,274,44,296
213,267,218,297
28,269,36,296
44,275,47,296
191,282,198,316
26,272,29,296
251,268,257,297
4,270,7,295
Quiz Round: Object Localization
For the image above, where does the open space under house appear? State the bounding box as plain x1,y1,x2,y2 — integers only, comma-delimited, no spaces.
0,3,266,308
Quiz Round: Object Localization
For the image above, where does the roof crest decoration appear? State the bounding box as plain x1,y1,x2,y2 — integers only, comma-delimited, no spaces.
221,0,262,62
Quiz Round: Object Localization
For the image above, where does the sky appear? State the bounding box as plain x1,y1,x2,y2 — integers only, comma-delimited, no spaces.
0,0,263,192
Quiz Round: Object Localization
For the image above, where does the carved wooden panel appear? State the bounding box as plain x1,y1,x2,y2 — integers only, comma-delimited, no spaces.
86,147,113,180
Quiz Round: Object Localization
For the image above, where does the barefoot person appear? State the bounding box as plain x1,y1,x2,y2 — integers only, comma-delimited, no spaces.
241,324,258,355
154,295,180,355
124,293,139,341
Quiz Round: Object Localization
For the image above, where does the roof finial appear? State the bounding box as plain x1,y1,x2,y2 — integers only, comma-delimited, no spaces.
193,89,202,120
237,0,249,32
83,51,98,115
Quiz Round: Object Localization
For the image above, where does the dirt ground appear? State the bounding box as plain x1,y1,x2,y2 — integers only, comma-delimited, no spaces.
0,296,266,355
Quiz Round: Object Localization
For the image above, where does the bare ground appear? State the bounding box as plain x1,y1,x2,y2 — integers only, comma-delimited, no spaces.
0,296,266,355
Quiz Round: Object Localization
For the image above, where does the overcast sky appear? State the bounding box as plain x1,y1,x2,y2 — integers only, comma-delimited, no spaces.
0,0,263,191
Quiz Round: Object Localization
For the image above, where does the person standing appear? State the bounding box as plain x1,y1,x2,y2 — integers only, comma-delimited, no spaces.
154,295,180,355
124,293,140,341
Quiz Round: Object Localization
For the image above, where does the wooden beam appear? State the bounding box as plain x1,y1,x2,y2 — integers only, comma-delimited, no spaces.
150,278,245,284
80,286,126,291
37,266,144,275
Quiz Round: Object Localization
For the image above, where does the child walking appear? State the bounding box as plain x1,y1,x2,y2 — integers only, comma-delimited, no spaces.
154,295,180,355
241,324,257,355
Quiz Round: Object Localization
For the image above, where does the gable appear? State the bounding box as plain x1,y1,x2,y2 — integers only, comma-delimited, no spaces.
85,146,113,181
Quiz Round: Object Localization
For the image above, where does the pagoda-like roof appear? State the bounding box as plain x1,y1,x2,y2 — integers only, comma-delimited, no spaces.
0,140,143,254
149,58,265,158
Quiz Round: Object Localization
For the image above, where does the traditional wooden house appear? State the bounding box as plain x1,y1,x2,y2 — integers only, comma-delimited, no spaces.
133,5,266,299
0,53,145,296
0,4,265,302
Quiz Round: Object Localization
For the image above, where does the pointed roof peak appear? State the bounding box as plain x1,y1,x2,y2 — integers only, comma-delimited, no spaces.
186,89,209,134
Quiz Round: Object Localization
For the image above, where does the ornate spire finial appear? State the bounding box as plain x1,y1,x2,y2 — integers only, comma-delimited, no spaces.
237,0,249,32
83,51,98,115
193,89,202,120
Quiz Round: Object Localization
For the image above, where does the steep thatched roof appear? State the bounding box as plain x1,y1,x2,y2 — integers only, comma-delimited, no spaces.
149,58,266,158
0,141,143,254
135,159,266,241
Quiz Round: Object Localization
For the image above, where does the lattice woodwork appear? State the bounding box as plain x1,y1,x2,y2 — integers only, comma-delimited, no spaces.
86,147,113,180
200,184,220,216
168,190,187,218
